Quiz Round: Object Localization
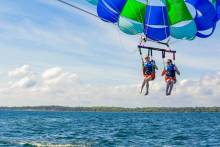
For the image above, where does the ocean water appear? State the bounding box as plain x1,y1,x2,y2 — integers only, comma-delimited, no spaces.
0,111,220,147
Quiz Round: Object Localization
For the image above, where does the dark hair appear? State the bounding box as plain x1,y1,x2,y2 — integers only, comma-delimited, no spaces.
167,59,172,64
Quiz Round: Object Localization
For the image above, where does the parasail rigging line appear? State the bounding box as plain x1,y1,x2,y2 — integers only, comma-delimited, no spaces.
57,0,137,54
56,0,137,33
56,0,174,52
56,0,99,18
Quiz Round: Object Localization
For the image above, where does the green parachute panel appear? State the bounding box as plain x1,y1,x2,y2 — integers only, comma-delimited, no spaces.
165,0,193,25
120,0,146,23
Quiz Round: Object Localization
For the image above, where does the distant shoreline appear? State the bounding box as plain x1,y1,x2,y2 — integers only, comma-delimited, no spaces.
1,106,220,112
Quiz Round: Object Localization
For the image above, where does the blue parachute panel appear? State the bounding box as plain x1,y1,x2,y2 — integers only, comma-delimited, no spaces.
195,0,216,30
217,0,220,20
97,0,119,22
145,5,169,26
186,0,216,30
196,23,216,38
144,5,169,41
145,26,170,41
102,0,126,13
195,17,216,31
186,0,217,38
97,0,126,23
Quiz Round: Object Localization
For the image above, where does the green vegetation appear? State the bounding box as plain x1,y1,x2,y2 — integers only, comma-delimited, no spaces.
1,106,220,112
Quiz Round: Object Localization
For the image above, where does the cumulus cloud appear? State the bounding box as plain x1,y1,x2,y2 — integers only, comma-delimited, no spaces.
8,65,31,77
0,65,220,107
42,67,63,80
7,65,37,89
11,77,37,89
41,67,80,92
177,72,220,98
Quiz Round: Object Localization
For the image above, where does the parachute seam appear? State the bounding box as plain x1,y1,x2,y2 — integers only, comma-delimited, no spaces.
162,6,168,39
146,5,152,39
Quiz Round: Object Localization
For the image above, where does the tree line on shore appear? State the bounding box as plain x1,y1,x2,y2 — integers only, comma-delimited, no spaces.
1,106,220,112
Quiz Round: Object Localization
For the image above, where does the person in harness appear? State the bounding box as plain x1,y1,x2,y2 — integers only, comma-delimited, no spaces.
162,59,180,96
140,55,158,95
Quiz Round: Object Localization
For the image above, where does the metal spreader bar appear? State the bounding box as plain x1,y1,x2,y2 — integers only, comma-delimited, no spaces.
138,45,176,60
138,45,176,53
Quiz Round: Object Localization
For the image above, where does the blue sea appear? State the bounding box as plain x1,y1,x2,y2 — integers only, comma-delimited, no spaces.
0,111,220,146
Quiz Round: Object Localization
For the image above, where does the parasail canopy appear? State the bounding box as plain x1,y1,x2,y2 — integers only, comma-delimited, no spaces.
87,0,219,41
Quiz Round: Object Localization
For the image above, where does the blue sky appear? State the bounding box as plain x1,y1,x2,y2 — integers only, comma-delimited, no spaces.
0,0,220,107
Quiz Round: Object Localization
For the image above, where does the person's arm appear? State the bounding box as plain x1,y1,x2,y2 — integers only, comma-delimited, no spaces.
138,48,144,68
161,69,166,76
152,60,158,70
154,64,158,70
175,65,180,75
141,57,144,68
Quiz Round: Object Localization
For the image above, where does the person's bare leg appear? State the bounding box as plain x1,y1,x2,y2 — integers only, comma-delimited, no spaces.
145,80,149,95
145,78,151,95
168,80,174,95
140,79,146,94
166,80,171,96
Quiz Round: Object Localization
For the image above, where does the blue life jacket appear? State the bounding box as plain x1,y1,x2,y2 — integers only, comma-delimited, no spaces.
151,60,156,73
144,62,153,75
166,64,175,78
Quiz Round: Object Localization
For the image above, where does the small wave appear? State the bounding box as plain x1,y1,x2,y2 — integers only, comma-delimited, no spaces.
16,141,91,147
172,135,190,141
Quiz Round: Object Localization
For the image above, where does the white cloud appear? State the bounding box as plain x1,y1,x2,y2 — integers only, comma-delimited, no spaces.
7,65,37,89
1,65,220,107
42,67,63,80
41,68,80,92
8,65,31,77
11,76,37,89
176,72,220,98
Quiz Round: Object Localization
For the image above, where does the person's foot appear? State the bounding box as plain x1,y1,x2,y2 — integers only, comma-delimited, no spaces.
145,91,149,96
166,93,170,96
140,89,143,94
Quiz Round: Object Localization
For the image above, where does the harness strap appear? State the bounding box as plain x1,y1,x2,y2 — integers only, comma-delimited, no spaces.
162,51,166,59
147,49,153,57
173,53,175,60
139,47,142,55
162,51,166,69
